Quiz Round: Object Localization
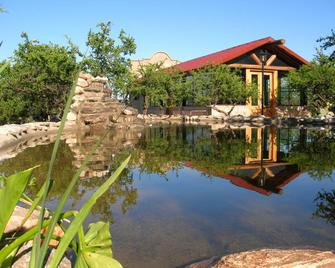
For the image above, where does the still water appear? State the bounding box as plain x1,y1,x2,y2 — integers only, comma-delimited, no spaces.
1,125,335,267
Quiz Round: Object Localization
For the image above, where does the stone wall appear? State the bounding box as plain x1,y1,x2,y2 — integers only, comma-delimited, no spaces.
66,72,142,129
0,122,63,160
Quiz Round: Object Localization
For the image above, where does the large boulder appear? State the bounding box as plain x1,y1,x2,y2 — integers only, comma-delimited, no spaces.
213,249,335,268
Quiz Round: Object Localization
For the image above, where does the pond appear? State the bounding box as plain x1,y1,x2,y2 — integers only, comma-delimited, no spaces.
1,124,335,268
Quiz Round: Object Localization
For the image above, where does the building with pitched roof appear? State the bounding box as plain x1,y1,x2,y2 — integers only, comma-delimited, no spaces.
173,37,309,117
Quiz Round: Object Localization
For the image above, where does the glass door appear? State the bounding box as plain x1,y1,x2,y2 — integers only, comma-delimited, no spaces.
248,71,273,111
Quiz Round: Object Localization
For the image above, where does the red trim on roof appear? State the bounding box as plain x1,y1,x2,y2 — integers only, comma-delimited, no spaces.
174,37,308,72
277,45,309,65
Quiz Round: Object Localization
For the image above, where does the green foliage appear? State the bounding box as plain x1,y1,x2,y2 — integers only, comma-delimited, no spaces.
0,72,127,268
49,156,130,267
287,57,335,115
0,33,78,124
0,20,137,124
287,30,335,115
0,167,35,240
317,29,335,61
190,64,255,108
131,63,189,114
82,21,136,98
131,63,253,115
75,221,122,268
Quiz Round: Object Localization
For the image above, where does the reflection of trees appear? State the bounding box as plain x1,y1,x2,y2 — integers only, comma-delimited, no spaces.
286,130,335,180
0,141,81,200
313,190,335,226
130,125,257,176
80,150,138,222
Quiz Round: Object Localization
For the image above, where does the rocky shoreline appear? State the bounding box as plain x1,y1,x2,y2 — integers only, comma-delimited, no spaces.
139,113,335,128
0,122,71,154
186,249,335,268
1,114,335,161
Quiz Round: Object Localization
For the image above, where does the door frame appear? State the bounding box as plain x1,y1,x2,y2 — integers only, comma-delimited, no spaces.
246,69,278,116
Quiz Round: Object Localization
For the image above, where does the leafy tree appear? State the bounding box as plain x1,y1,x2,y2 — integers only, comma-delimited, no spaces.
190,64,256,115
318,29,335,61
0,33,78,123
131,63,167,114
287,56,335,115
130,63,191,115
153,68,189,115
82,21,136,98
287,30,335,115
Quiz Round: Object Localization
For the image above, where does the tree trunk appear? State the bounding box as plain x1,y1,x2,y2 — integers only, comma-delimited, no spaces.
143,95,149,115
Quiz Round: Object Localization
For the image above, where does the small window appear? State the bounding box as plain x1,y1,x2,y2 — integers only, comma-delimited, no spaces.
278,75,301,106
251,74,258,106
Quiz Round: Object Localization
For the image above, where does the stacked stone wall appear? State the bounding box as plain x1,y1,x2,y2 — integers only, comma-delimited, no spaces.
66,72,141,129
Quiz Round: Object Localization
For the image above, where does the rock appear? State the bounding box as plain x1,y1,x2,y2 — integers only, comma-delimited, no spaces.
92,76,108,83
75,86,84,94
5,206,64,248
186,256,220,268
77,77,89,88
79,72,93,81
213,249,335,268
5,206,39,234
137,114,144,120
12,240,71,268
123,107,138,116
72,95,85,102
66,111,77,121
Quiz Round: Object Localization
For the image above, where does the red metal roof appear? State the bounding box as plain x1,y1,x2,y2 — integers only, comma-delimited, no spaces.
174,37,308,72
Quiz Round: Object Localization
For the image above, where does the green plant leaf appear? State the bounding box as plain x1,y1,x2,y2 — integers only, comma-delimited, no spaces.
49,156,130,268
38,129,110,267
80,253,122,268
20,180,51,229
83,222,112,255
0,247,18,268
75,221,122,268
34,70,80,267
0,167,36,240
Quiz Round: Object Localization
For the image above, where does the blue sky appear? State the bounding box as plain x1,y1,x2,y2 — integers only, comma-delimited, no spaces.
0,0,334,62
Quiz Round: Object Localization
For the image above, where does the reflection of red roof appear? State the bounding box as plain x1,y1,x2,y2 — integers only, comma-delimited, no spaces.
184,161,301,196
174,37,309,72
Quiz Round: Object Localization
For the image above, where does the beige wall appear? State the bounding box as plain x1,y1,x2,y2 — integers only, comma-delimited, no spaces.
131,52,180,75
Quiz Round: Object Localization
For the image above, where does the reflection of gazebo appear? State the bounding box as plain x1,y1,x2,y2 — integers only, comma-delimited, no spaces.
223,163,300,195
184,127,301,196
184,161,300,196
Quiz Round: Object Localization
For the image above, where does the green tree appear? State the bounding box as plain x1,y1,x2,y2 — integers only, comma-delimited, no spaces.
191,64,256,115
0,33,78,123
287,56,335,115
318,29,335,61
82,21,136,98
131,63,167,114
287,30,335,115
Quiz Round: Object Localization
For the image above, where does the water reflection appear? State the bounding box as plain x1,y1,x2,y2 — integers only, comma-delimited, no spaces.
1,125,335,267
